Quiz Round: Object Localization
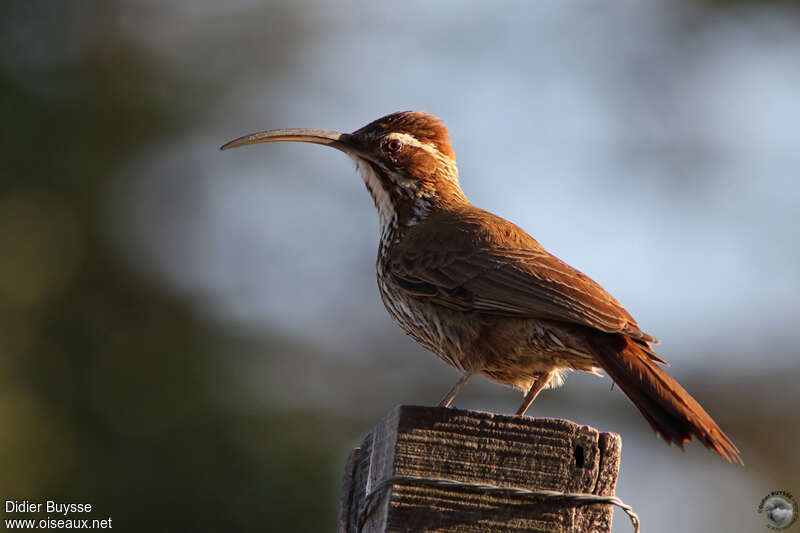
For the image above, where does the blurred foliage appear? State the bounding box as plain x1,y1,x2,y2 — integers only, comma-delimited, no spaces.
0,1,348,530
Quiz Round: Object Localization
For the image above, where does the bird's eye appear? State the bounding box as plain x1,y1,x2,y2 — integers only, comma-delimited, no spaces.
386,139,403,153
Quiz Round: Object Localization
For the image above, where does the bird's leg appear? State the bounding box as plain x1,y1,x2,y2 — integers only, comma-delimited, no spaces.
438,372,474,408
515,373,551,416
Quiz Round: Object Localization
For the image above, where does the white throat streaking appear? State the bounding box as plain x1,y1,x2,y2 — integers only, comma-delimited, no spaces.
352,157,395,230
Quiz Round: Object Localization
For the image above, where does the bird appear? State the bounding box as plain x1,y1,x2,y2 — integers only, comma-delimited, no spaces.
221,111,742,464
764,498,793,527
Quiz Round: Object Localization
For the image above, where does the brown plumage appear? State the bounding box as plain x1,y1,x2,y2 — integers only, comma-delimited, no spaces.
221,111,742,464
588,334,741,463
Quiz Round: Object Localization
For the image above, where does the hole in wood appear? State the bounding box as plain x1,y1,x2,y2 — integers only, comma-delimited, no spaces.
574,445,585,468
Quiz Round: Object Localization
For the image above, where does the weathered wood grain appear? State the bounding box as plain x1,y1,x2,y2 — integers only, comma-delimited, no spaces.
339,405,621,533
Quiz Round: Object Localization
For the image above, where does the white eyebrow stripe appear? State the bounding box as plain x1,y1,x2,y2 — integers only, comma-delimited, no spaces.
385,132,439,154
382,131,463,190
386,131,463,192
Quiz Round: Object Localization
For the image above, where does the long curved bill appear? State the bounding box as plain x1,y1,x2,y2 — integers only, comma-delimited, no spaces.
220,128,351,152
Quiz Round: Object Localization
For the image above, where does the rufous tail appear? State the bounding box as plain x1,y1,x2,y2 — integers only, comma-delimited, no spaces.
590,334,742,464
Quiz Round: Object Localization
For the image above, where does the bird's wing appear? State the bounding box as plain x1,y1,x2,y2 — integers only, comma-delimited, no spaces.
388,206,659,346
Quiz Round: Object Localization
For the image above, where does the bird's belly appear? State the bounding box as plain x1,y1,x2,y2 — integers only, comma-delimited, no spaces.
378,277,601,388
477,318,602,389
378,281,483,372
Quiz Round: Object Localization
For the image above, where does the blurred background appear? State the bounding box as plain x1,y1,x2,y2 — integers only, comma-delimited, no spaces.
1,0,798,531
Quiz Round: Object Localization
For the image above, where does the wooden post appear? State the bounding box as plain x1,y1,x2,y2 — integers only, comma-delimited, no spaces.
338,405,622,533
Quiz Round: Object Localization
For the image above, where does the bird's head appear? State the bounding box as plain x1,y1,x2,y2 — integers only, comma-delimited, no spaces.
221,111,467,230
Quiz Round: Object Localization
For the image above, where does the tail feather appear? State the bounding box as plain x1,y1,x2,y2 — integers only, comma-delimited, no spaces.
590,334,742,465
